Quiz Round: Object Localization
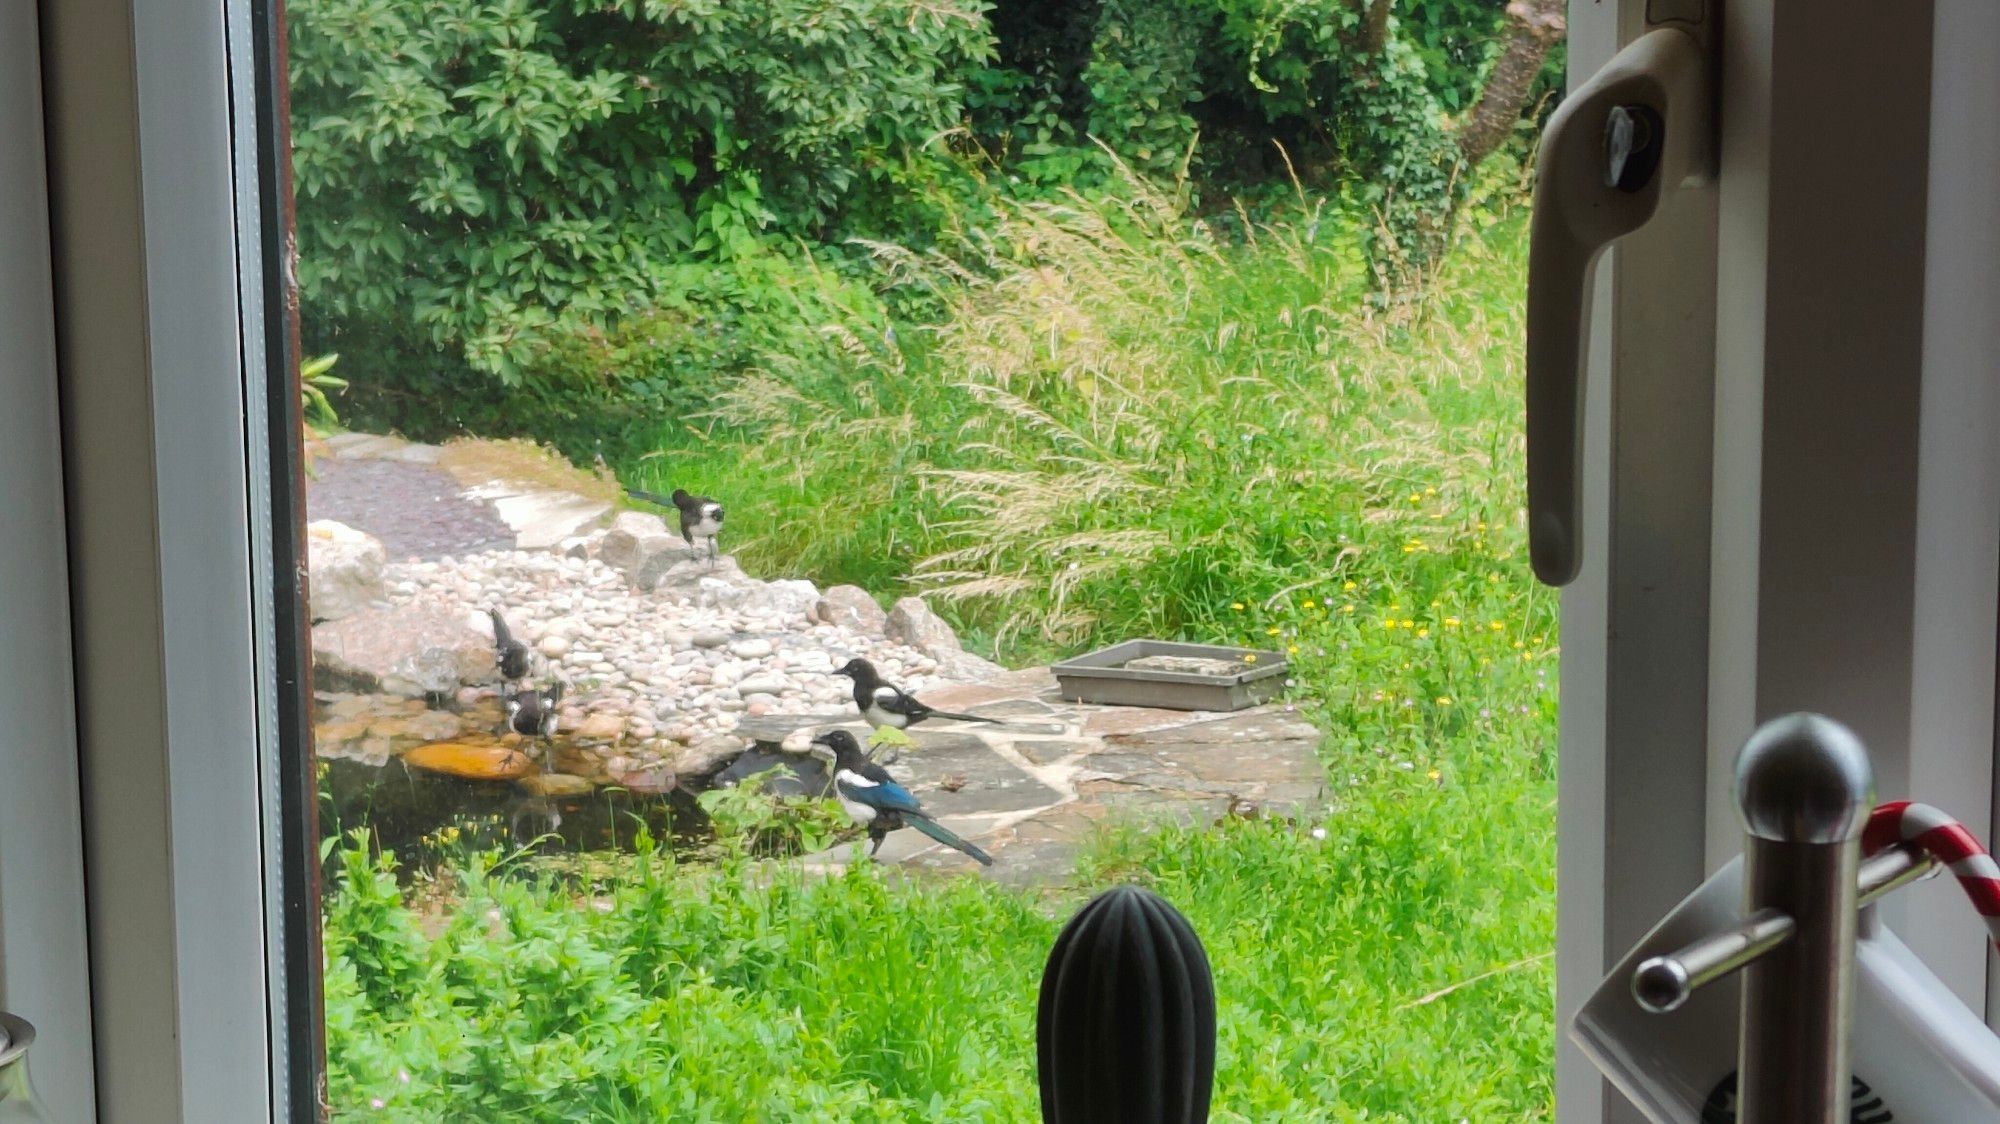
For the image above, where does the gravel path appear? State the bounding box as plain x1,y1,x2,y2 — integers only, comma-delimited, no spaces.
307,458,515,561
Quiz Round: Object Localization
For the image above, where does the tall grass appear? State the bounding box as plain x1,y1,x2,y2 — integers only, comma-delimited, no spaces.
627,178,1530,662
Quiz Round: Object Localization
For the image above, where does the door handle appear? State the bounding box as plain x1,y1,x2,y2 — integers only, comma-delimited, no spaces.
1525,24,1711,587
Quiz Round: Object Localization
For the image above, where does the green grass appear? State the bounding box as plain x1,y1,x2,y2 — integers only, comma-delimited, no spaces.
322,191,1557,1120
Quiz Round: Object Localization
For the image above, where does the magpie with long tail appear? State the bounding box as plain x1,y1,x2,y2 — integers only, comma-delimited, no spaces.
505,680,564,742
833,657,999,747
627,487,724,565
488,608,533,686
808,729,993,866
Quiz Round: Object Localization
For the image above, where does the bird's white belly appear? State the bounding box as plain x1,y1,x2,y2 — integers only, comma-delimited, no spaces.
837,794,877,824
688,515,721,538
862,704,909,730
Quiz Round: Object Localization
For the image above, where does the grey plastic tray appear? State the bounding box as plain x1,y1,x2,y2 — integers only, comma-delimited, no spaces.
1051,640,1288,711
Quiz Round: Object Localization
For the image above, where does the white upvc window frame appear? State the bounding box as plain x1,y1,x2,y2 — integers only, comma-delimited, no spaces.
0,5,97,1118
8,0,1996,1121
32,0,313,1119
1558,1,2000,1123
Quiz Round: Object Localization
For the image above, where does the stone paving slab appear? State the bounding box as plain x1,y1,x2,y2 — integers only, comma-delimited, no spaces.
797,698,1326,883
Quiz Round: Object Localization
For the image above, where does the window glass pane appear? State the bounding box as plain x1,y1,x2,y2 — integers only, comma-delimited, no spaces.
289,2,1564,1117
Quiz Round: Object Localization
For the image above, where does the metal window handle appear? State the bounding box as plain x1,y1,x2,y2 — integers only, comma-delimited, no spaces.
1525,25,1711,586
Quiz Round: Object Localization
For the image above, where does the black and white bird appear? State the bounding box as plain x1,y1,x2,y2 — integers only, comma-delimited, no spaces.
833,657,998,740
628,487,724,565
488,608,532,686
505,680,563,741
808,729,993,866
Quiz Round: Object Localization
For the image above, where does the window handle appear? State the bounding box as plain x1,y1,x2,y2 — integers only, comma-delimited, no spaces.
1525,25,1711,586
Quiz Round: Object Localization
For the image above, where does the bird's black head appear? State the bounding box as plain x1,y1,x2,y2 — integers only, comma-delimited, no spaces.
832,657,876,682
809,728,862,761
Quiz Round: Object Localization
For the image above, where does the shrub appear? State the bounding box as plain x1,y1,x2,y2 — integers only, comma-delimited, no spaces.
289,0,992,381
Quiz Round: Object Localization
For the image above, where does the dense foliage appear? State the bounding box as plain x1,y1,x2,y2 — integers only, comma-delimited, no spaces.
290,0,1557,448
290,0,990,381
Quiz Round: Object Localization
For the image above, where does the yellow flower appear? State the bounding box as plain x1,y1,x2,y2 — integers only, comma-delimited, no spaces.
1444,616,1460,627
1287,645,1299,655
1388,602,1401,611
1415,628,1430,639
1342,580,1357,591
1381,619,1398,629
1301,599,1316,609
1514,641,1526,649
1427,768,1442,781
1487,573,1500,584
1401,544,1417,553
1231,602,1245,611
1435,697,1451,706
1401,619,1415,629
1266,627,1282,636
1429,599,1442,607
1341,604,1355,614
1489,621,1505,631
1408,493,1422,504
1476,521,1488,532
1243,654,1258,663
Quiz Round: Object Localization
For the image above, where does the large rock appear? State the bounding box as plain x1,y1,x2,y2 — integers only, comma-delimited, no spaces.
885,595,960,652
652,556,754,602
312,605,494,696
306,520,386,621
674,734,751,782
599,511,696,589
814,585,888,633
742,579,821,621
885,595,1007,681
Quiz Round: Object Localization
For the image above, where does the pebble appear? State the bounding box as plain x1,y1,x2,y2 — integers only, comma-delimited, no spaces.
335,547,970,763
736,674,788,697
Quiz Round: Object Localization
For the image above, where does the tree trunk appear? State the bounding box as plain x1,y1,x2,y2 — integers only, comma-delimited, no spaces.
1361,0,1392,56
1457,0,1566,169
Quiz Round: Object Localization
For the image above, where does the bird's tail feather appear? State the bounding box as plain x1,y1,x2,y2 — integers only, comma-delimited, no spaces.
487,608,514,648
930,710,1000,725
908,815,993,866
625,487,674,508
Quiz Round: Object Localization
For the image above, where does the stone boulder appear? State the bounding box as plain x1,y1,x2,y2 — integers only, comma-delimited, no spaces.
885,595,959,652
741,579,822,622
312,605,495,696
599,511,697,590
306,520,386,621
652,556,754,602
885,596,1006,681
814,585,888,633
673,733,752,783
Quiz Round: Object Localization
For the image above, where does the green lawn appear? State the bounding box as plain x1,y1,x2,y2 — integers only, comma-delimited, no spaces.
322,196,1558,1121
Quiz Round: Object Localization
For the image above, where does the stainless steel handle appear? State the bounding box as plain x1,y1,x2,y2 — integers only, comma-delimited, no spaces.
1525,26,1710,586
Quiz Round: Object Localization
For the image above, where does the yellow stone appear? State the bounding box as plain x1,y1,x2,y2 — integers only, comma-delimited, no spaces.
403,742,534,782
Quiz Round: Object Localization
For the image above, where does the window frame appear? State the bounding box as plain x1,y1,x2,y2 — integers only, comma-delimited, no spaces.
39,0,319,1117
0,6,96,1119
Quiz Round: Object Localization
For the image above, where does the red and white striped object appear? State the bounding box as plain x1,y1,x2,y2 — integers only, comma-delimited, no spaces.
1863,800,2000,952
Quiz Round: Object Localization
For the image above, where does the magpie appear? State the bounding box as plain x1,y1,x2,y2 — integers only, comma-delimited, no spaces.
808,729,993,866
487,607,532,685
627,487,724,565
505,680,563,741
833,657,998,747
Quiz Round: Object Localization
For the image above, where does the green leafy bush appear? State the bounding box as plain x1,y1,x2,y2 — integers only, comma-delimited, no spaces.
290,0,991,381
